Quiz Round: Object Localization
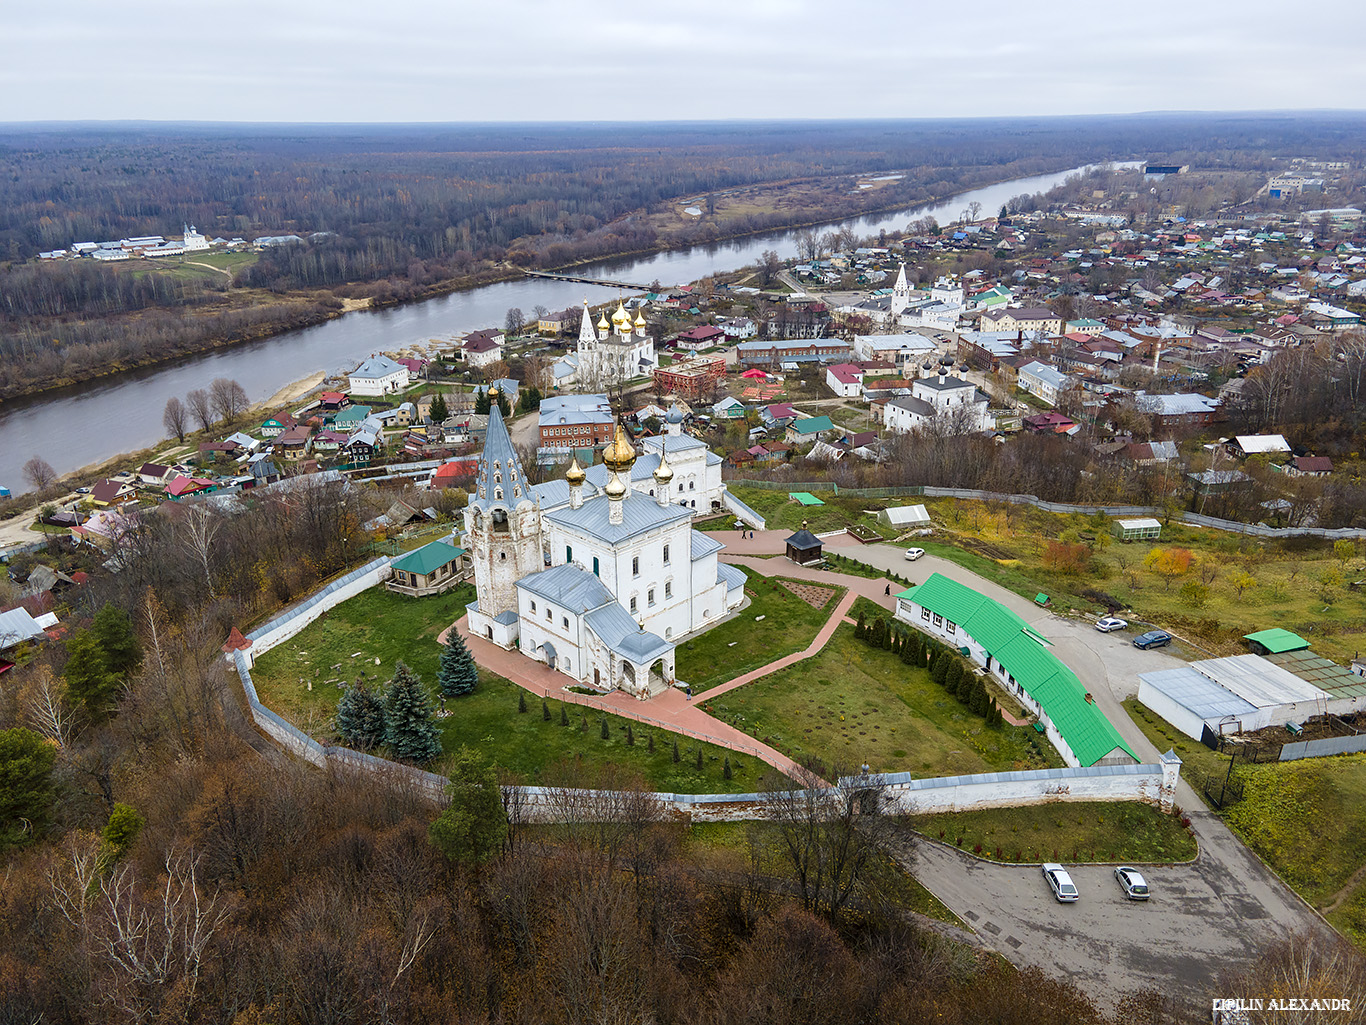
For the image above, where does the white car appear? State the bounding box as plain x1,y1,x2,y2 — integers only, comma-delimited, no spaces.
1042,863,1079,903
1114,866,1150,900
904,547,925,561
1095,616,1128,633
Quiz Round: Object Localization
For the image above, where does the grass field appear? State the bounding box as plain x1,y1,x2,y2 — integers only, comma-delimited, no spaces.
715,626,1063,777
247,585,763,792
675,567,843,691
908,497,1366,662
722,486,899,536
906,800,1198,864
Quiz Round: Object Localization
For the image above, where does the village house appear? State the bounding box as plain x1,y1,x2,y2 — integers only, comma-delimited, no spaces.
348,355,409,396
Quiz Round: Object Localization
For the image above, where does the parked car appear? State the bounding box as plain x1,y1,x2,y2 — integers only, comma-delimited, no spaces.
1114,866,1150,900
904,547,925,561
1095,616,1128,633
1042,863,1079,903
1132,630,1173,650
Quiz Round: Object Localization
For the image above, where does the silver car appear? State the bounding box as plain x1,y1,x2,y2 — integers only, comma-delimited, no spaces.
1042,862,1079,902
1114,866,1150,900
904,547,925,561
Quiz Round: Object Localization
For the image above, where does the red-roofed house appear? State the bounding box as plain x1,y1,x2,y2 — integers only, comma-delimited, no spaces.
825,363,864,397
319,391,348,410
674,325,725,352
166,476,216,498
1288,455,1333,477
431,458,479,488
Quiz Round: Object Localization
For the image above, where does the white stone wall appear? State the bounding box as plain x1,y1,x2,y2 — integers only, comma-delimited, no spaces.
241,558,393,668
466,499,544,621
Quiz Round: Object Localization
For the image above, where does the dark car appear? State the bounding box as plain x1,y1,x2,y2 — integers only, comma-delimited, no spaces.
1133,630,1173,650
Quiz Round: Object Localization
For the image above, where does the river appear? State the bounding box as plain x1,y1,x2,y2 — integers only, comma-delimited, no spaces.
0,162,1123,494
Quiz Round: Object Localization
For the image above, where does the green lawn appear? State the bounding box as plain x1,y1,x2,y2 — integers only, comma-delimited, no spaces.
712,626,1063,778
676,568,843,691
906,800,1197,864
724,486,892,535
248,584,763,793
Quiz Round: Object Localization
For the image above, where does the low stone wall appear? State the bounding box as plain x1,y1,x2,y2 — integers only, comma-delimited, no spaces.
242,557,393,666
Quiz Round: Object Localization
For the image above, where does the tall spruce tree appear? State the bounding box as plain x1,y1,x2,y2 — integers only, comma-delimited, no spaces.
429,391,449,424
336,680,387,750
383,662,442,763
92,604,142,678
428,746,507,867
63,631,121,718
436,629,479,697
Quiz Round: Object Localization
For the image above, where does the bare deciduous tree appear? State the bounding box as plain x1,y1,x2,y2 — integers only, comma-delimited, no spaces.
22,456,58,491
185,389,214,432
22,666,78,748
209,378,249,421
162,396,188,442
179,503,220,598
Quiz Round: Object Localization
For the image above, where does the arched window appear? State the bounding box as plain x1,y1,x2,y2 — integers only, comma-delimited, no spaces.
494,487,503,500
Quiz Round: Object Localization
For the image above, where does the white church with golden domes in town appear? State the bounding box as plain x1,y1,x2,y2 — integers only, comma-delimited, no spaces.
463,405,745,699
574,299,657,390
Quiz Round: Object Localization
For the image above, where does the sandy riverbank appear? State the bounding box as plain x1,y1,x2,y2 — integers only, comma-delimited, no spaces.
255,370,328,414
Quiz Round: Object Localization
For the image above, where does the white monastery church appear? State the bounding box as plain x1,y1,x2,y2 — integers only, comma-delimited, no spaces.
464,406,745,698
575,300,657,389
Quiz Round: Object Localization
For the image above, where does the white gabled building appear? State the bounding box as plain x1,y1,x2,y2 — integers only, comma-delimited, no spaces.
1017,360,1075,406
884,373,991,434
348,355,409,396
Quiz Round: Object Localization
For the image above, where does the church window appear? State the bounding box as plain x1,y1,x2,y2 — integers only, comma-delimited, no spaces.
663,544,670,564
494,472,502,483
665,627,672,639
494,487,503,500
678,483,684,493
648,589,655,606
593,557,600,576
664,581,672,599
546,608,552,621
689,481,695,491
632,556,640,577
530,601,536,612
566,545,572,563
630,596,638,613
563,617,569,629
500,552,507,561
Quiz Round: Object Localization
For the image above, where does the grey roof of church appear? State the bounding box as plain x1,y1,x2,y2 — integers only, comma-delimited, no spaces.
691,533,723,561
530,478,599,510
470,406,533,514
717,562,747,591
545,491,693,546
518,563,614,614
585,602,671,663
640,433,709,455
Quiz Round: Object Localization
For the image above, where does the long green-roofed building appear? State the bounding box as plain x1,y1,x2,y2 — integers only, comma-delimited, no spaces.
894,573,1137,768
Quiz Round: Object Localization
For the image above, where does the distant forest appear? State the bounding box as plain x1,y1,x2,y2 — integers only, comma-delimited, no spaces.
2,113,1365,397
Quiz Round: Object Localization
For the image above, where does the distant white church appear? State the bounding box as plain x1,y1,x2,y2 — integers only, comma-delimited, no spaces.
575,300,657,390
463,406,745,698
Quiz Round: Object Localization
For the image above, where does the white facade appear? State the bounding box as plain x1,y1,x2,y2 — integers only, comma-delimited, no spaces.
349,355,410,396
576,301,657,390
465,409,743,699
464,341,504,367
1017,360,1074,405
884,374,991,434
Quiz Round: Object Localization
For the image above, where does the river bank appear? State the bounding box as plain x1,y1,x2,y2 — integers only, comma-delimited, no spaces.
0,161,1092,410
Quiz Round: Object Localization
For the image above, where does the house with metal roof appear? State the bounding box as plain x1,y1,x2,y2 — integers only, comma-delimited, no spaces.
895,573,1137,767
387,540,468,597
348,355,409,397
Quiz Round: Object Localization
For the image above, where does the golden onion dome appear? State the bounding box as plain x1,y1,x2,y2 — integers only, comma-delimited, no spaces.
653,450,674,484
601,423,637,473
597,312,610,332
634,309,647,328
565,454,586,486
604,471,627,499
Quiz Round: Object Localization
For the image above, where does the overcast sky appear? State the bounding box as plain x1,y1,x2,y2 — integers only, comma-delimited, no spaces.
3,0,1363,122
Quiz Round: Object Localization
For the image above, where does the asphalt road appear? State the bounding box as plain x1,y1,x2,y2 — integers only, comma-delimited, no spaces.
844,542,1335,1005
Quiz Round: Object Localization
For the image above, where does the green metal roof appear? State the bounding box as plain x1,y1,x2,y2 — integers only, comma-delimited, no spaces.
789,492,826,506
390,540,464,576
790,415,834,435
902,573,1136,767
1244,628,1310,654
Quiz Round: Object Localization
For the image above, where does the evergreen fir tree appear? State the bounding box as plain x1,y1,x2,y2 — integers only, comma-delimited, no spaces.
560,705,569,726
723,756,732,780
931,655,950,687
626,724,635,746
945,660,964,698
856,611,866,639
336,679,387,750
580,715,588,732
383,662,442,763
900,635,914,665
542,699,551,721
648,734,655,753
518,691,527,714
695,747,704,770
63,630,121,718
436,629,479,698
672,740,680,763
429,391,449,424
474,390,491,415
92,604,142,678
600,718,610,740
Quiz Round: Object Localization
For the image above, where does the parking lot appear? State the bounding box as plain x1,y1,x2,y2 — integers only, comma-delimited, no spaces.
907,837,1330,1010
